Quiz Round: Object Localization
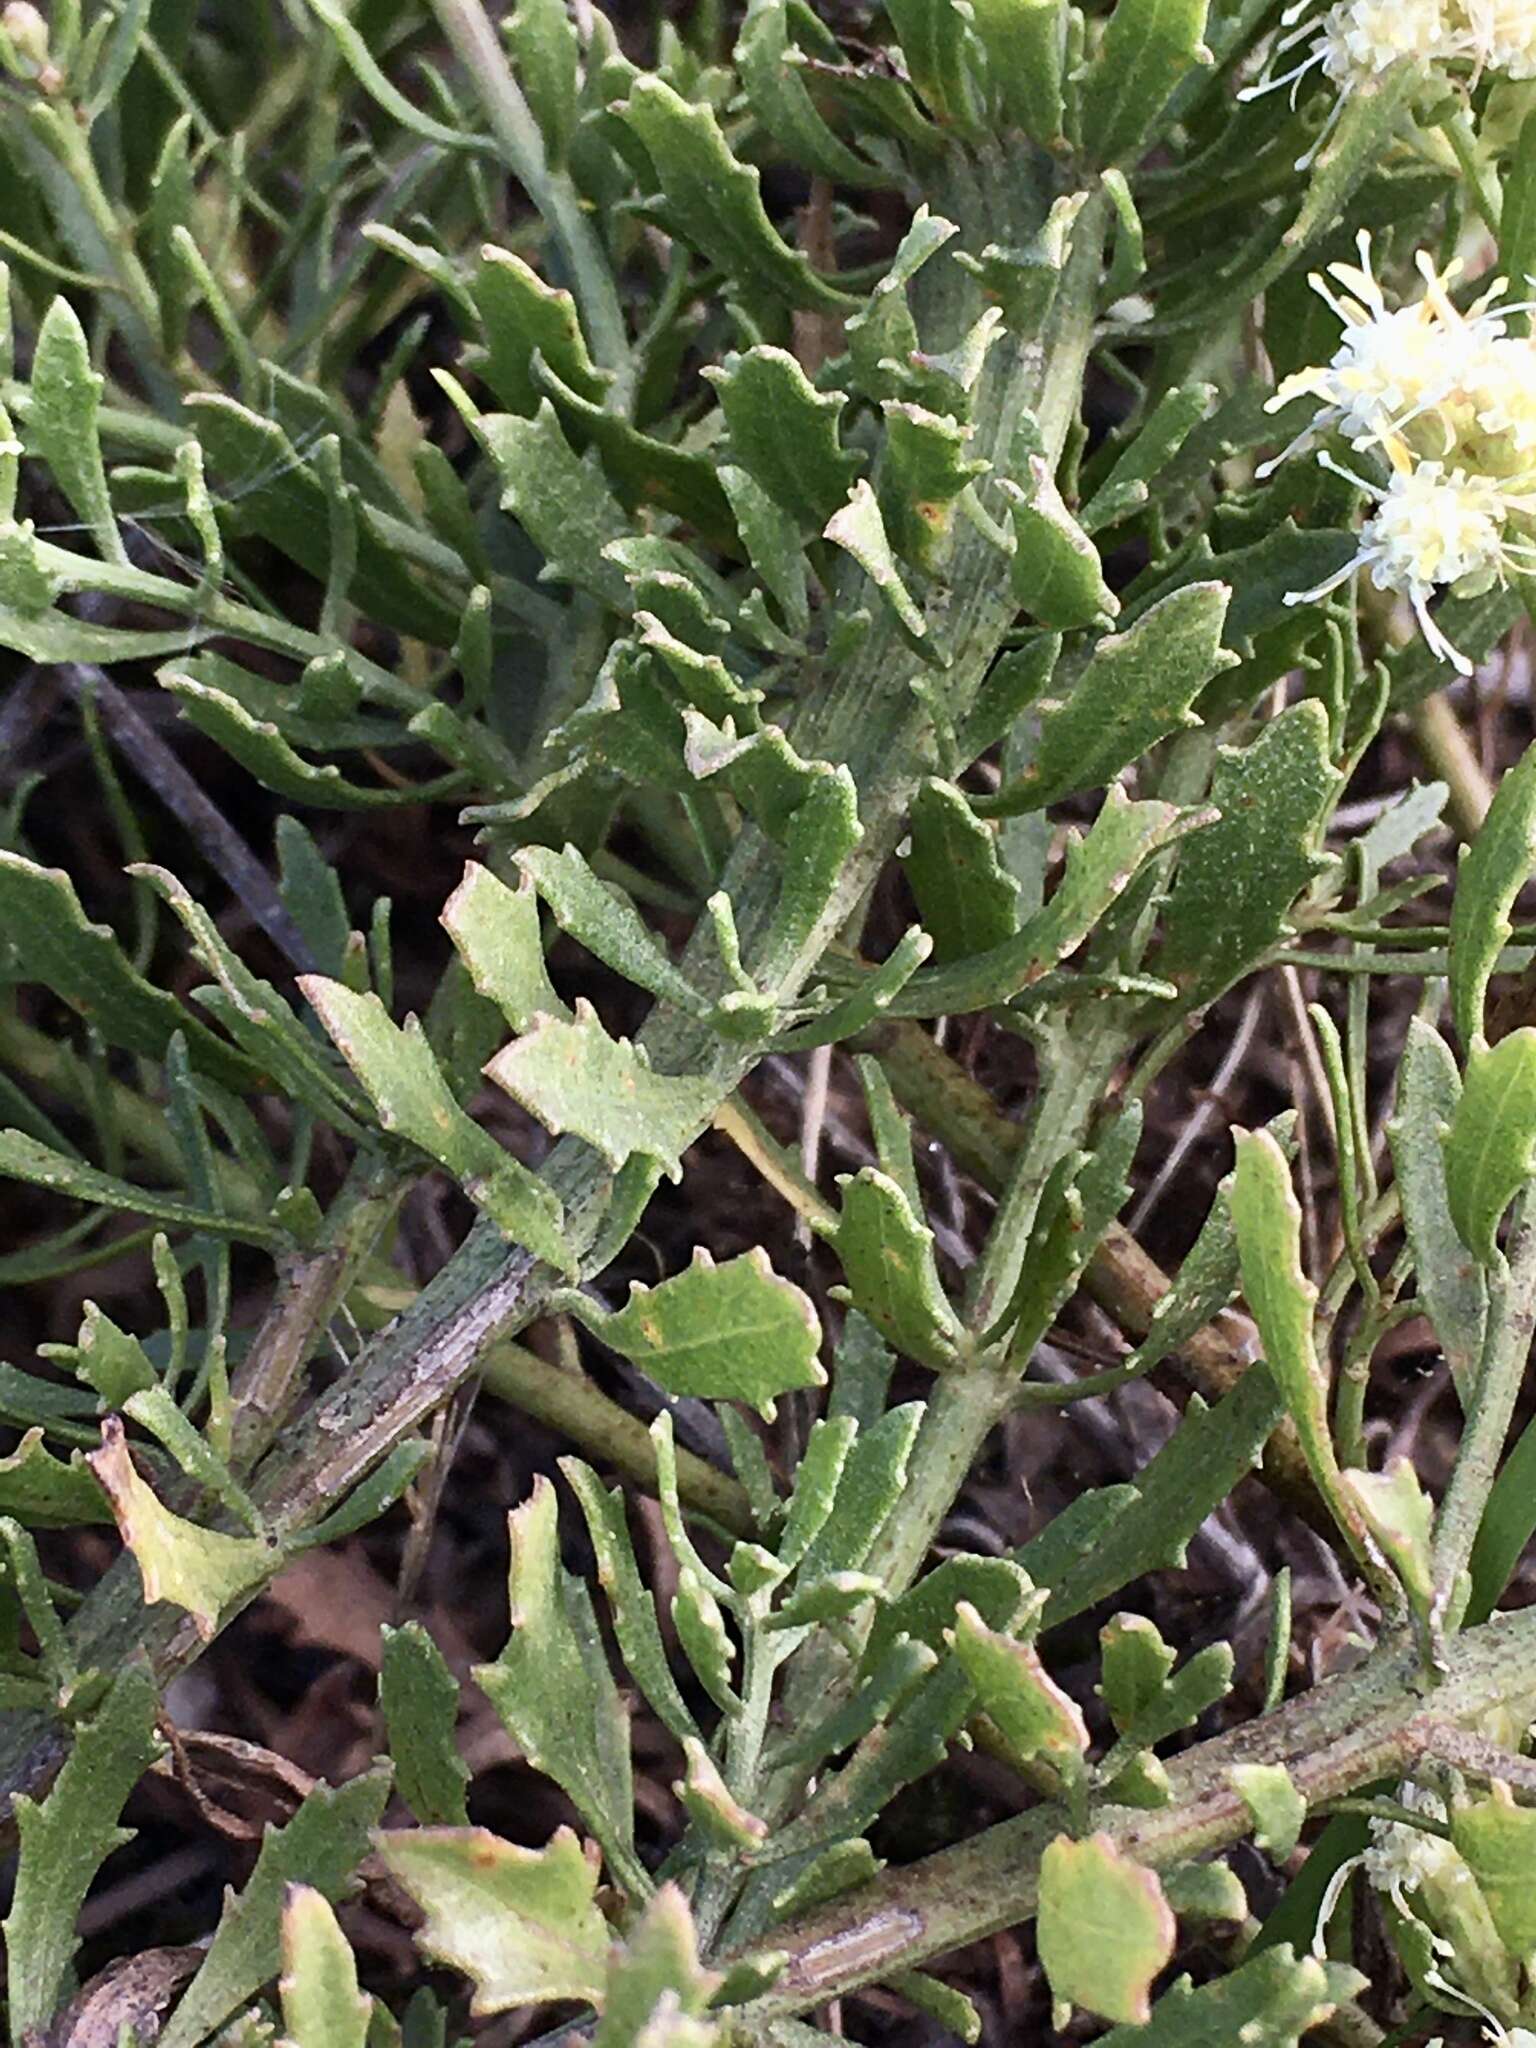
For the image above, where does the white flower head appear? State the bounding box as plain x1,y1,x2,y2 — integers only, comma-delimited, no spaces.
1360,1778,1457,1909
1263,232,1504,471
1458,0,1536,78
1288,457,1536,672
1241,0,1464,156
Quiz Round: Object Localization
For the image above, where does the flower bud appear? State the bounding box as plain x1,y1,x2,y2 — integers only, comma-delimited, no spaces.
0,2,59,90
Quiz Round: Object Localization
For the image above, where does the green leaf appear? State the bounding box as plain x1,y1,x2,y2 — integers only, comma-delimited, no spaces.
951,1601,1089,1768
518,845,705,1015
1095,1946,1366,2047
1004,456,1118,630
1081,0,1210,166
1161,1862,1248,1924
302,976,574,1272
3,1663,162,2035
675,1735,768,1849
868,1556,1040,1667
444,390,632,608
1100,1615,1232,1746
1232,1129,1334,1486
823,481,928,647
562,1458,701,1745
380,1623,471,1828
672,1564,740,1714
1037,1832,1176,2025
1450,738,1536,1050
798,1402,925,1583
29,294,125,566
1501,112,1536,341
1443,1028,1536,1266
88,1417,275,1639
593,1884,721,2048
613,76,857,312
969,0,1065,145
1027,1367,1284,1624
1117,1164,1248,1379
486,999,719,1179
705,349,861,530
889,1971,981,2045
279,1887,371,2048
1080,385,1217,532
1389,1019,1487,1391
901,780,1018,964
0,851,253,1090
186,396,457,644
132,864,367,1131
774,1416,857,1572
886,0,983,127
473,1477,636,1884
999,1106,1141,1357
565,1246,824,1419
378,1825,607,2017
1231,1763,1307,1858
846,207,958,405
1340,1459,1435,1611
503,0,579,166
767,767,865,965
0,1429,110,1527
441,862,571,1033
161,675,406,810
758,1661,973,1865
1161,700,1340,1003
736,0,882,186
773,1638,937,1772
1451,1783,1536,1959
816,1168,963,1369
161,1767,391,2048
981,583,1228,815
534,359,737,543
900,791,1212,1018
881,403,987,571
719,463,809,631
0,1131,286,1249
46,1299,156,1408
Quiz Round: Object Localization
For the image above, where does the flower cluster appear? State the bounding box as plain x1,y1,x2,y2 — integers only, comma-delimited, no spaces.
1244,0,1536,127
1268,233,1536,671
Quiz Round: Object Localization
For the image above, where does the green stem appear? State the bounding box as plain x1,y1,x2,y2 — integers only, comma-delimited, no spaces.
481,1339,753,1535
1439,109,1502,240
964,1016,1123,1332
1431,1187,1536,1630
861,1361,1017,1599
740,1608,1536,2018
425,0,630,378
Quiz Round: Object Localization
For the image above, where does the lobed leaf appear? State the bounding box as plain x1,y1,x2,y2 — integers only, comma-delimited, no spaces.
377,1826,607,2017
473,1478,636,1884
3,1663,162,2035
567,1246,824,1419
302,976,574,1272
160,1768,391,2048
487,999,718,1179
